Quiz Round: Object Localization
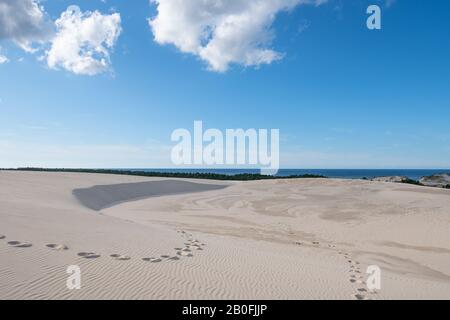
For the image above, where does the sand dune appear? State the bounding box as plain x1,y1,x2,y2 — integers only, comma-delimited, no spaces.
0,171,449,300
73,180,228,211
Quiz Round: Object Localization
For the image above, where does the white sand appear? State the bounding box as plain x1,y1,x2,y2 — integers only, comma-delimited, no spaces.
0,171,449,300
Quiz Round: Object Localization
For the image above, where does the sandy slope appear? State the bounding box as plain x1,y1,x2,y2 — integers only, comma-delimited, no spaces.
0,171,449,300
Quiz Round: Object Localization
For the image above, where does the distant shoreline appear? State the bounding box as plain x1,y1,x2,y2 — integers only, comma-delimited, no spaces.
0,168,327,181
1,167,450,180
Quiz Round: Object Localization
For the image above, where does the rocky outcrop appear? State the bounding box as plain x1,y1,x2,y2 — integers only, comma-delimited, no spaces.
419,173,450,188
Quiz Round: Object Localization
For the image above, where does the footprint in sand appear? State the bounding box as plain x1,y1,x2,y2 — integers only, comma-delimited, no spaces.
168,256,180,261
350,277,365,284
110,254,131,261
78,252,101,259
353,294,367,300
177,251,193,257
8,241,32,248
186,244,203,251
46,244,68,251
179,231,193,239
142,257,162,263
159,255,180,261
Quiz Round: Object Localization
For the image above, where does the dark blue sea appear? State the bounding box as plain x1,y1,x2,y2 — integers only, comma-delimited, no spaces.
125,169,449,181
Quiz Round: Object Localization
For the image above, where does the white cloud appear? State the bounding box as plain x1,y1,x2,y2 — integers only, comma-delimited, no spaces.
46,5,122,75
0,0,52,52
0,1,122,75
0,47,8,64
149,0,326,72
0,46,8,64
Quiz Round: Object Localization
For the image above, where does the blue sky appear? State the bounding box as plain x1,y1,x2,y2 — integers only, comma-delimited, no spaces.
1,0,450,168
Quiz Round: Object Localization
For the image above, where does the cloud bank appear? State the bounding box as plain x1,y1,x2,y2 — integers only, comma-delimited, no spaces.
0,0,122,75
149,0,327,72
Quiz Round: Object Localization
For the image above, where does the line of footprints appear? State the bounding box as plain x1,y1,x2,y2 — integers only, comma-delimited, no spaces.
2,233,377,299
295,239,378,300
0,231,205,264
338,250,378,300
